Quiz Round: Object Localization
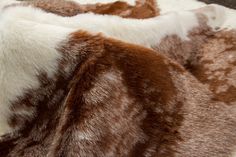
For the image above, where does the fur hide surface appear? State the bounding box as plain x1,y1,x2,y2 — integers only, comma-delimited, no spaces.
0,0,236,157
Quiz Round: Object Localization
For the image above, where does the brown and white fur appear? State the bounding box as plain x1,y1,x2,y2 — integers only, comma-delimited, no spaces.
0,0,234,137
0,14,236,157
0,0,236,157
17,1,236,104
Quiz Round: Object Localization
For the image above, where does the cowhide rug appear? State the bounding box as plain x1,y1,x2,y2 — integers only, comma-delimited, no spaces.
0,0,236,157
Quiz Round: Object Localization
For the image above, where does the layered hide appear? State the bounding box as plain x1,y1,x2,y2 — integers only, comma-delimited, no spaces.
0,0,236,157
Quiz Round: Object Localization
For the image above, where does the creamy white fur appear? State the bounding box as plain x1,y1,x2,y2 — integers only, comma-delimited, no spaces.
158,0,206,14
2,5,201,47
157,0,236,30
68,0,136,5
195,4,236,30
0,9,74,135
3,4,236,45
220,7,236,29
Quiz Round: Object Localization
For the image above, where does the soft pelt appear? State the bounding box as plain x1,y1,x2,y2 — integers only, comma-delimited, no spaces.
0,0,236,157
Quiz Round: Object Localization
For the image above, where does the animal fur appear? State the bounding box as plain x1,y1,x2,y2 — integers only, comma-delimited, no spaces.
0,20,236,157
0,0,236,157
17,2,236,104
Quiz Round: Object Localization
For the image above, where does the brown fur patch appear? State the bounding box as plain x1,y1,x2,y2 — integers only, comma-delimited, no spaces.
153,13,236,105
190,30,236,104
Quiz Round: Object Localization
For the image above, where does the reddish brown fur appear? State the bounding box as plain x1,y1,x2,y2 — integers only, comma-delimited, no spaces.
189,30,236,104
152,13,236,105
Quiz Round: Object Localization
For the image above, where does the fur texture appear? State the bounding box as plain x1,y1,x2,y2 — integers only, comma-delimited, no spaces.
0,23,236,157
0,1,236,157
18,1,236,85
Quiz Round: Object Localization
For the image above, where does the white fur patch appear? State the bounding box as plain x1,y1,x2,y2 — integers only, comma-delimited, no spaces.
0,9,74,136
8,4,236,48
2,6,200,47
217,5,236,30
196,4,236,30
158,0,206,14
157,0,236,31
